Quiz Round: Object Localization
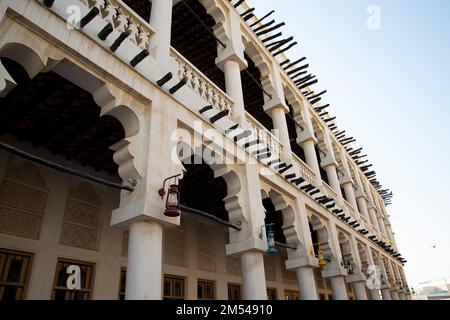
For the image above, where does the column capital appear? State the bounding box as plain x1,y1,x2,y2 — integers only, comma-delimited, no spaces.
346,270,367,284
263,98,289,114
216,50,247,72
355,189,368,200
226,237,268,257
297,131,318,145
320,151,338,169
380,283,391,290
339,173,354,186
286,256,319,270
321,158,339,169
322,261,348,279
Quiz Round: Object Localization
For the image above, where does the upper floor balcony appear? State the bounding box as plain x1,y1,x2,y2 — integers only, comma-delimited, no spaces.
33,0,393,247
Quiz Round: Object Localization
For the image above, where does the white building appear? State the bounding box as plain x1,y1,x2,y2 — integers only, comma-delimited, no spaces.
0,0,410,300
414,279,450,300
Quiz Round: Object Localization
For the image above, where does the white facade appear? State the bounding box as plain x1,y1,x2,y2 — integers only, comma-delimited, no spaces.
415,278,450,300
0,0,410,300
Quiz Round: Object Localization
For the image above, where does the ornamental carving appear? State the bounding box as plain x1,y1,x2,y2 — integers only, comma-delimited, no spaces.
60,182,101,250
0,162,48,239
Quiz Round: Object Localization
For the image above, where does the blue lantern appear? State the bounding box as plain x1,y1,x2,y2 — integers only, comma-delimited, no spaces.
259,224,277,254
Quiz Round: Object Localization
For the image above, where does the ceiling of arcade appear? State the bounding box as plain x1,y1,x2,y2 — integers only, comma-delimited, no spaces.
0,58,125,178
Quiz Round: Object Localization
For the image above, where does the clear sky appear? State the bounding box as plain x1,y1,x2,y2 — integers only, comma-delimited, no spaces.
250,0,450,288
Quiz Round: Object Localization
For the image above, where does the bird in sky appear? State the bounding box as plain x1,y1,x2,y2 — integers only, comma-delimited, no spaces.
430,245,437,249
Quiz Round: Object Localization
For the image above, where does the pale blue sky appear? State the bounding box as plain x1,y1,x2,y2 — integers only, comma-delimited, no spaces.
251,0,450,288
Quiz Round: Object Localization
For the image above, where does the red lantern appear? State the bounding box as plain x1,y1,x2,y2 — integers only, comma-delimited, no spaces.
158,174,182,218
164,184,181,217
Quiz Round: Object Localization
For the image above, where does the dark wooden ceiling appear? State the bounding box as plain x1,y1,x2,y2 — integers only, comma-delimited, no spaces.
286,101,305,161
315,144,329,184
172,0,226,91
263,198,286,243
180,156,228,221
126,0,272,132
0,58,125,178
241,54,272,131
123,0,152,22
309,222,319,255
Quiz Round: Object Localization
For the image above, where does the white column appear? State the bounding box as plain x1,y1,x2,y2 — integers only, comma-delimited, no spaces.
302,139,322,185
369,289,382,300
224,59,246,125
296,267,319,300
381,289,392,300
270,105,292,161
385,223,395,241
125,220,163,300
356,196,371,222
241,252,268,300
149,0,174,62
325,164,343,198
342,182,358,210
368,207,379,229
391,290,400,300
329,276,348,300
352,281,368,300
378,215,388,236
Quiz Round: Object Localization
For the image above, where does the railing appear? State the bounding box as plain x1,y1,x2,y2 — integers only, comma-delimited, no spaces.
292,154,316,185
245,113,283,161
97,0,155,50
322,182,338,200
170,48,234,114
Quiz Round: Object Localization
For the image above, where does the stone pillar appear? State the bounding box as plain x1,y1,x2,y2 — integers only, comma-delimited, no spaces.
286,199,321,300
240,251,268,300
352,281,368,300
322,222,349,300
149,0,174,62
295,267,319,300
356,195,371,222
391,290,400,300
398,291,406,300
346,234,368,300
369,289,381,300
366,246,382,300
265,100,292,161
302,139,322,185
368,205,379,230
377,214,388,236
329,276,348,300
223,59,246,125
324,163,343,198
125,220,163,300
342,181,358,210
215,7,247,126
226,163,268,300
381,288,392,300
385,223,395,241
